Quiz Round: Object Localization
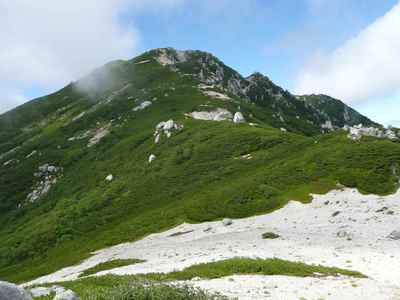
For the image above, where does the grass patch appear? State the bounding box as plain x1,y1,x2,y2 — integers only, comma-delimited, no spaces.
48,258,364,300
152,258,365,280
85,282,228,300
262,232,280,239
79,259,145,277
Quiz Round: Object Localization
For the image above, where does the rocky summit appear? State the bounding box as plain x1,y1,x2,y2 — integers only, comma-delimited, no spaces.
0,48,400,299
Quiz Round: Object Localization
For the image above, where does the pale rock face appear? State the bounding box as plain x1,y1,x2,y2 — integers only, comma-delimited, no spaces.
0,281,32,300
88,124,111,147
148,154,156,163
233,112,245,123
201,90,231,101
321,120,334,131
133,101,152,112
105,174,113,182
187,108,233,122
155,48,188,66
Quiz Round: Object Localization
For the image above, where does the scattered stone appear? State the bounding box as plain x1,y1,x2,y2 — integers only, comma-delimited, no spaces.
148,154,156,163
0,281,32,300
388,230,400,240
233,112,246,123
222,218,233,226
332,211,341,217
324,201,330,205
280,128,287,133
105,174,114,182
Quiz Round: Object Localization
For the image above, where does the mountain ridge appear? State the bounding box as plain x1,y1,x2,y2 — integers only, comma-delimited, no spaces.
0,47,399,284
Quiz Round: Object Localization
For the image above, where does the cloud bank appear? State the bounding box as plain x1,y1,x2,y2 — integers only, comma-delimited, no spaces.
0,0,183,113
295,2,400,103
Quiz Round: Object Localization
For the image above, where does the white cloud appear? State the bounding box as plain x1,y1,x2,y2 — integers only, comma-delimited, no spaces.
0,0,183,113
295,2,400,103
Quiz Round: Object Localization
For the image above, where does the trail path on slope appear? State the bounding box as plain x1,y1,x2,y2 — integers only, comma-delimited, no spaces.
27,188,400,299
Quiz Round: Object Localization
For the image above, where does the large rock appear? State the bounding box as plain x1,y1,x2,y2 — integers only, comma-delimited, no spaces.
388,230,400,240
0,281,32,300
233,112,245,123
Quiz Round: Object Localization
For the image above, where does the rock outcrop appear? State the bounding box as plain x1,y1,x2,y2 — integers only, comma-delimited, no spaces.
187,108,233,122
0,281,32,300
26,164,62,203
344,124,398,141
154,120,183,143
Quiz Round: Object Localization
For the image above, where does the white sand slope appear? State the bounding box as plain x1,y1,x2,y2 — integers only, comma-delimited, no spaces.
26,188,400,299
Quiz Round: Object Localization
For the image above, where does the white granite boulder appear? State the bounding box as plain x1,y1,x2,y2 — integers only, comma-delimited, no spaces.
233,112,245,123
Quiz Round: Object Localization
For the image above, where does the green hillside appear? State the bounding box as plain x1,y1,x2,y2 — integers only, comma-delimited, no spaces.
0,48,399,283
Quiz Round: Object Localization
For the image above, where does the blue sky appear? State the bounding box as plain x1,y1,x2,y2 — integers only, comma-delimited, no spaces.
1,0,400,125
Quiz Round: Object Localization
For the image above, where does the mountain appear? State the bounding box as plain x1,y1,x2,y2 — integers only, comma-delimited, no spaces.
0,48,399,284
